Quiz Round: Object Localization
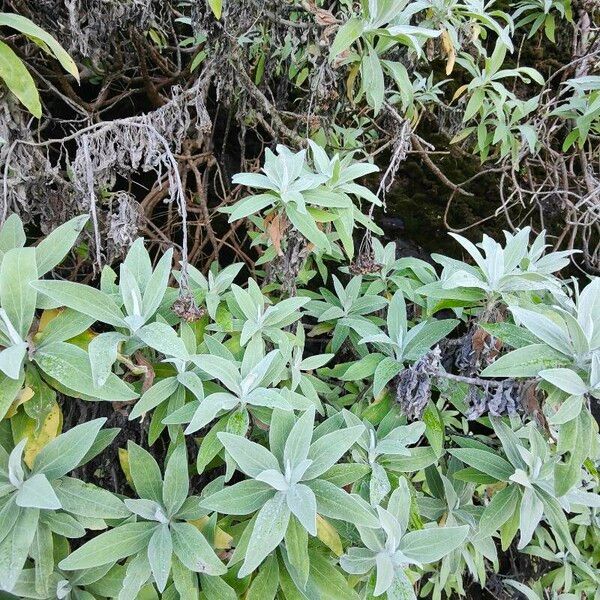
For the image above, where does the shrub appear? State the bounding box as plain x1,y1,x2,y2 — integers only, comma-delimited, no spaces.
0,185,598,599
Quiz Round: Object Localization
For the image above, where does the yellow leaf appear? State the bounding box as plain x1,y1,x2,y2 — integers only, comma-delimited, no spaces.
5,386,35,419
38,308,62,333
23,401,62,468
452,84,468,102
440,30,456,76
208,0,223,19
118,448,133,487
189,516,233,550
346,62,360,103
316,515,343,556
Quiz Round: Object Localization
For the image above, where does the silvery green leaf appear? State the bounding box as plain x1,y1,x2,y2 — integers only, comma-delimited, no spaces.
127,442,163,503
184,393,238,434
33,418,106,480
0,370,24,421
31,281,126,328
449,448,514,481
477,484,520,539
59,522,156,570
53,477,130,519
8,439,26,488
148,523,172,592
191,354,241,393
124,499,164,521
171,522,226,575
88,332,127,388
548,394,584,425
539,368,588,395
162,444,188,517
286,484,317,536
369,462,391,506
239,492,291,578
177,371,204,401
35,215,88,276
0,247,37,338
373,357,403,397
399,525,469,564
218,432,279,477
517,487,543,549
256,469,288,491
226,194,276,222
388,478,411,535
202,479,275,515
284,515,309,587
129,376,179,420
374,552,395,596
480,344,569,378
137,322,189,360
118,552,151,600
15,474,61,509
0,506,39,591
503,580,541,600
200,573,237,600
283,407,314,468
34,309,95,347
123,238,153,293
510,307,572,356
40,511,85,538
0,342,27,379
303,424,364,480
308,479,378,528
0,214,25,256
269,409,296,464
142,248,173,321
340,547,376,575
403,319,459,361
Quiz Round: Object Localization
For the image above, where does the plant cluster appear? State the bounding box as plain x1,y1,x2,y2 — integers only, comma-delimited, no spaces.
0,0,598,273
0,174,598,599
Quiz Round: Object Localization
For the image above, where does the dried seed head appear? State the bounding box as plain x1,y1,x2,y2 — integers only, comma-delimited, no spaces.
171,295,205,322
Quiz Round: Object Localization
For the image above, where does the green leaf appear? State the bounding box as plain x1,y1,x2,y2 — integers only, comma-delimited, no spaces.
201,479,275,515
0,247,37,339
330,17,364,59
308,479,378,528
477,485,520,538
247,553,279,600
31,281,126,328
239,492,291,577
148,524,172,592
0,506,39,591
34,342,137,401
59,522,155,570
207,0,223,19
218,432,279,478
481,344,570,378
33,418,105,480
35,215,88,275
399,525,469,564
0,40,41,117
162,443,189,516
15,473,61,509
449,448,514,481
0,370,23,420
130,377,179,420
127,441,163,503
303,424,364,480
171,522,226,575
0,13,79,80
0,214,26,256
285,515,310,587
53,476,130,519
